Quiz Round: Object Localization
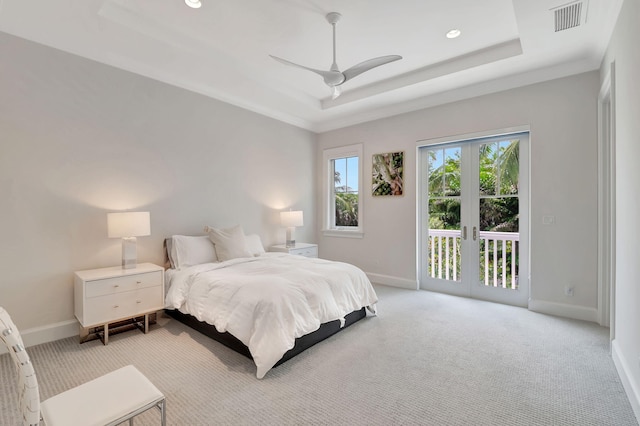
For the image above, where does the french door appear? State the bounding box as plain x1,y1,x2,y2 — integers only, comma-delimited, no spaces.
418,132,529,307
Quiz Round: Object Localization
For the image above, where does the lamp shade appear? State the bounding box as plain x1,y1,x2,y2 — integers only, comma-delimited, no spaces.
107,212,151,238
280,210,303,227
185,0,202,8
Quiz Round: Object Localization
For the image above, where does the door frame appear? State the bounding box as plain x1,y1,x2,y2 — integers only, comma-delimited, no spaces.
416,126,531,307
597,62,616,335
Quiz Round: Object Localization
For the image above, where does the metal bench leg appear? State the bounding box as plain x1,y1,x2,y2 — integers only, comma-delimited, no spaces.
160,398,166,426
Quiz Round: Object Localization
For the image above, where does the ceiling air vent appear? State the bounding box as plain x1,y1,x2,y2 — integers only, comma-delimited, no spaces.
552,1,586,32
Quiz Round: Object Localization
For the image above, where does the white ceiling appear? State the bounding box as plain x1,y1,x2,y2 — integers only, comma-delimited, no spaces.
0,0,623,133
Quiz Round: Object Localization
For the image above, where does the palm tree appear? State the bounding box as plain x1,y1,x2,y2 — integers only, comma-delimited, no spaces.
428,150,461,196
335,193,358,226
427,140,521,285
428,139,520,231
334,170,358,226
497,140,519,194
479,140,519,193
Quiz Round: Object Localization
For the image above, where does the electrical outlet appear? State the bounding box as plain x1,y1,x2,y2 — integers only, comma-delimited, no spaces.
564,286,574,296
543,215,555,225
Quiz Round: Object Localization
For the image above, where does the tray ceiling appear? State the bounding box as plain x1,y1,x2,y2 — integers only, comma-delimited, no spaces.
0,0,623,132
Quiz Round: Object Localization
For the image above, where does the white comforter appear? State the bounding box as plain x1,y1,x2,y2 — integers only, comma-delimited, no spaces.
165,253,378,378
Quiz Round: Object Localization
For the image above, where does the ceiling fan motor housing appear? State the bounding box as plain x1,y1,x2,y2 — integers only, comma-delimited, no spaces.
324,73,346,86
326,12,342,24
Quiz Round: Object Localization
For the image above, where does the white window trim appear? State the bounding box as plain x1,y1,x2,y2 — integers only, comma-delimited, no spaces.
322,144,364,238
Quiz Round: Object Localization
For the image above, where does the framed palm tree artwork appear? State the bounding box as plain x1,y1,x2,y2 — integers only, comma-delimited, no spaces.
372,151,404,196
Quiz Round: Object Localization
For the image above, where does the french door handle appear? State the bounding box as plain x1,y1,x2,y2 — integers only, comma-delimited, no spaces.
473,226,477,241
463,226,467,240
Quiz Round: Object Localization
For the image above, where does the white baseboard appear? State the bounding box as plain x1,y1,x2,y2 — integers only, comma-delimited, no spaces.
366,272,418,290
612,339,640,423
528,298,598,323
0,319,78,355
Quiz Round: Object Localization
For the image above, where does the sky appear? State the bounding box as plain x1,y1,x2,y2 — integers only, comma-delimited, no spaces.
334,156,359,193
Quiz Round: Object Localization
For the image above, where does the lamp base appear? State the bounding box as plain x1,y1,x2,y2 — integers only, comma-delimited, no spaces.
285,227,296,248
121,237,138,269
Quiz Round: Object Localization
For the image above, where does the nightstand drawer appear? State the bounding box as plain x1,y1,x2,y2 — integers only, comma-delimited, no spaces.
85,271,162,298
270,243,318,258
83,286,164,326
290,246,318,257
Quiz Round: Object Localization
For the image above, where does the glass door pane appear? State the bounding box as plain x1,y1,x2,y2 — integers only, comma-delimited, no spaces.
427,146,462,283
477,139,520,289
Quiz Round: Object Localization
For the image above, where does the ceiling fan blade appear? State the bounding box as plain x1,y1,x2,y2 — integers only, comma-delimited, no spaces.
269,55,336,80
342,55,402,83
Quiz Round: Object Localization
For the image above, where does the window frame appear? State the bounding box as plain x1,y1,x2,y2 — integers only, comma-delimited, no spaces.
322,144,364,238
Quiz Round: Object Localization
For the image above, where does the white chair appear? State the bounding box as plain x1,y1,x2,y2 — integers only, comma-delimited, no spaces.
0,307,166,426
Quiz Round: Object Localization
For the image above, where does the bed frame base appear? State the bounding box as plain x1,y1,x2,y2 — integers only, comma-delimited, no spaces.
165,307,366,368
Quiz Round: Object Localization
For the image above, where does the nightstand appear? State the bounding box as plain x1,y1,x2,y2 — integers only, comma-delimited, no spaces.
74,263,165,344
270,243,318,258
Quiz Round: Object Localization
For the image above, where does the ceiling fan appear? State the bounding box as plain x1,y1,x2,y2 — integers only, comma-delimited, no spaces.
270,12,402,100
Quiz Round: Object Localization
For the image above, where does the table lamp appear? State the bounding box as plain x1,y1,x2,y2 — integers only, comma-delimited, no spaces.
280,210,303,248
107,211,151,269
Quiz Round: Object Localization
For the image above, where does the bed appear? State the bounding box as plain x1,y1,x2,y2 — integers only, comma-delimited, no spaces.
163,227,378,379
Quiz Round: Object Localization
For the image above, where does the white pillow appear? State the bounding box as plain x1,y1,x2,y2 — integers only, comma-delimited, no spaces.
171,235,218,269
206,225,252,261
245,234,266,257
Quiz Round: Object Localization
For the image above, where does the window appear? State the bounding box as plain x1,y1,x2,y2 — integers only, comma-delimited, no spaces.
323,144,363,237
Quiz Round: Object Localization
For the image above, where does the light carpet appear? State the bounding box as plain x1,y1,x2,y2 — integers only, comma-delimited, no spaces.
1,285,637,425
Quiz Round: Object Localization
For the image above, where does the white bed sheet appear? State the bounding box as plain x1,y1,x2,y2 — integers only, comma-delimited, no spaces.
165,253,378,378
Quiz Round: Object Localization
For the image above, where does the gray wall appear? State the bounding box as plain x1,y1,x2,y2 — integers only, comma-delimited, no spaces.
602,0,640,417
0,32,317,330
317,71,600,319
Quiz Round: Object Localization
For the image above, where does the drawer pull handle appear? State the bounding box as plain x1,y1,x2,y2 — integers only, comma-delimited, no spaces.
136,300,142,304
113,305,119,309
136,281,142,284
114,285,119,288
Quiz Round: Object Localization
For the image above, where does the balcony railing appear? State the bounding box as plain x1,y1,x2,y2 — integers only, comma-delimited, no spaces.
428,229,519,289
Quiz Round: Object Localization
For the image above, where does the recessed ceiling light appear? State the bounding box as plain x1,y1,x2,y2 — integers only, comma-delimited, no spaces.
185,0,202,9
446,29,461,39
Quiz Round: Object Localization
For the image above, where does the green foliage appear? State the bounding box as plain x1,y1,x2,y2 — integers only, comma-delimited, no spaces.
478,141,519,196
428,140,520,232
479,240,519,289
480,198,519,232
428,199,460,230
427,150,461,197
334,168,358,226
427,237,462,281
372,152,404,196
427,140,521,288
336,193,358,226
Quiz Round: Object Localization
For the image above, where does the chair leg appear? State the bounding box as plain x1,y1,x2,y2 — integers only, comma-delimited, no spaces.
160,398,166,426
129,417,134,425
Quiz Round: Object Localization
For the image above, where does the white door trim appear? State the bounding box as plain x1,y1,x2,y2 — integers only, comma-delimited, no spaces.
597,62,616,333
416,126,531,148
